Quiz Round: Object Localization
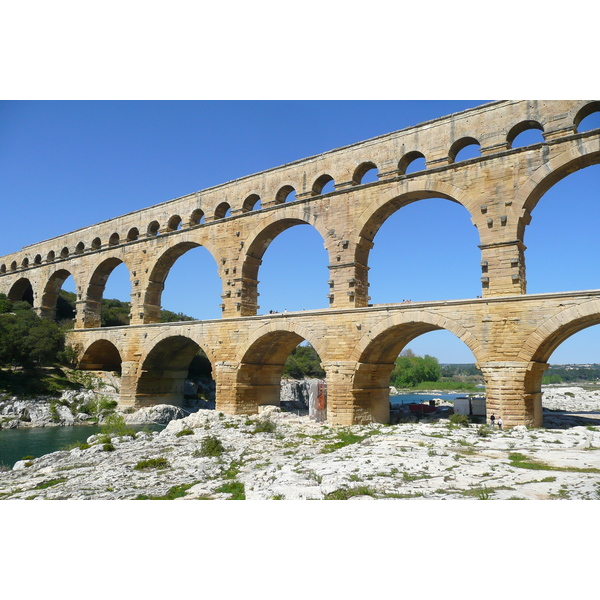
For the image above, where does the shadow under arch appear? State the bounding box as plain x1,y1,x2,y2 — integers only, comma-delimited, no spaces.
79,338,123,372
82,256,134,328
136,333,215,408
143,236,220,324
240,210,331,316
350,311,481,423
8,277,34,306
234,323,326,415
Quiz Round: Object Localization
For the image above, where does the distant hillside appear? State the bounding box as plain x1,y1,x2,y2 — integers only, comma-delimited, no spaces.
442,361,600,385
543,364,600,384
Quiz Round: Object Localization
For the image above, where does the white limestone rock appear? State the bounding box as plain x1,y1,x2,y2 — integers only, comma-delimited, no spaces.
123,404,185,425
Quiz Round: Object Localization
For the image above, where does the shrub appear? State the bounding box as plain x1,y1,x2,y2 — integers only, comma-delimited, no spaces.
64,441,90,451
198,435,225,457
449,413,471,427
477,425,491,437
34,477,67,490
254,419,276,434
134,457,169,470
176,428,194,438
325,486,378,500
49,401,61,423
101,413,136,438
215,481,245,500
135,482,197,500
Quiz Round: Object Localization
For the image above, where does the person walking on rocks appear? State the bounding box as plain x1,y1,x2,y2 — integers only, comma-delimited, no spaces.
497,416,503,430
490,414,496,428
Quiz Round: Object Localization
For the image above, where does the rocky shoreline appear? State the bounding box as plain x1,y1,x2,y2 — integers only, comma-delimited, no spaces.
0,389,189,429
1,385,600,500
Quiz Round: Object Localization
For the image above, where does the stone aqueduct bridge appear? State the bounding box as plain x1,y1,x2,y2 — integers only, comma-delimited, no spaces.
1,100,599,427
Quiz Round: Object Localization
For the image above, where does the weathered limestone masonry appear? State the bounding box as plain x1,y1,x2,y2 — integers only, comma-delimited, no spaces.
1,100,599,427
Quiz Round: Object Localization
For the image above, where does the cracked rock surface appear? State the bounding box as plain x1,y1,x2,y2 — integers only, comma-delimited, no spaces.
2,387,600,500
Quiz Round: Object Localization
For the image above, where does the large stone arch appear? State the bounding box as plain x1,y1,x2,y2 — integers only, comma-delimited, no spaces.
351,310,481,364
232,321,326,415
515,137,600,240
39,268,76,320
345,180,479,307
518,299,600,365
352,180,478,264
7,277,34,306
135,331,217,408
142,234,221,324
489,299,600,427
80,253,136,328
239,208,332,316
79,337,123,372
348,311,481,424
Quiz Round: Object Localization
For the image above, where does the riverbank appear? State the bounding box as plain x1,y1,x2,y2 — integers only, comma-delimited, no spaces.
2,385,600,500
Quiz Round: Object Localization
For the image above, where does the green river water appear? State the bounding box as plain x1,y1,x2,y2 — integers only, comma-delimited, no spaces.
0,423,165,468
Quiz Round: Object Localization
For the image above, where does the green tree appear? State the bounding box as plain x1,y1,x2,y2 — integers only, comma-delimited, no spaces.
390,350,441,388
282,344,325,379
160,309,195,323
0,294,65,367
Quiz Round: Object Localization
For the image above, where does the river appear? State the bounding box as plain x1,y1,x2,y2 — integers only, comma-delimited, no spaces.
390,392,466,405
0,423,165,468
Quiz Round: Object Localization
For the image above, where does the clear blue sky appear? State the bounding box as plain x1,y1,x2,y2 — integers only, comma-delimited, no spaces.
1,101,599,363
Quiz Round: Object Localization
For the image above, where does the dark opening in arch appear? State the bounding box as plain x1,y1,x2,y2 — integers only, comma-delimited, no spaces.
79,339,123,373
167,215,182,231
242,194,261,213
276,185,297,204
237,333,326,418
136,336,214,409
189,209,205,226
8,278,34,306
312,174,334,195
214,202,231,220
147,221,160,236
